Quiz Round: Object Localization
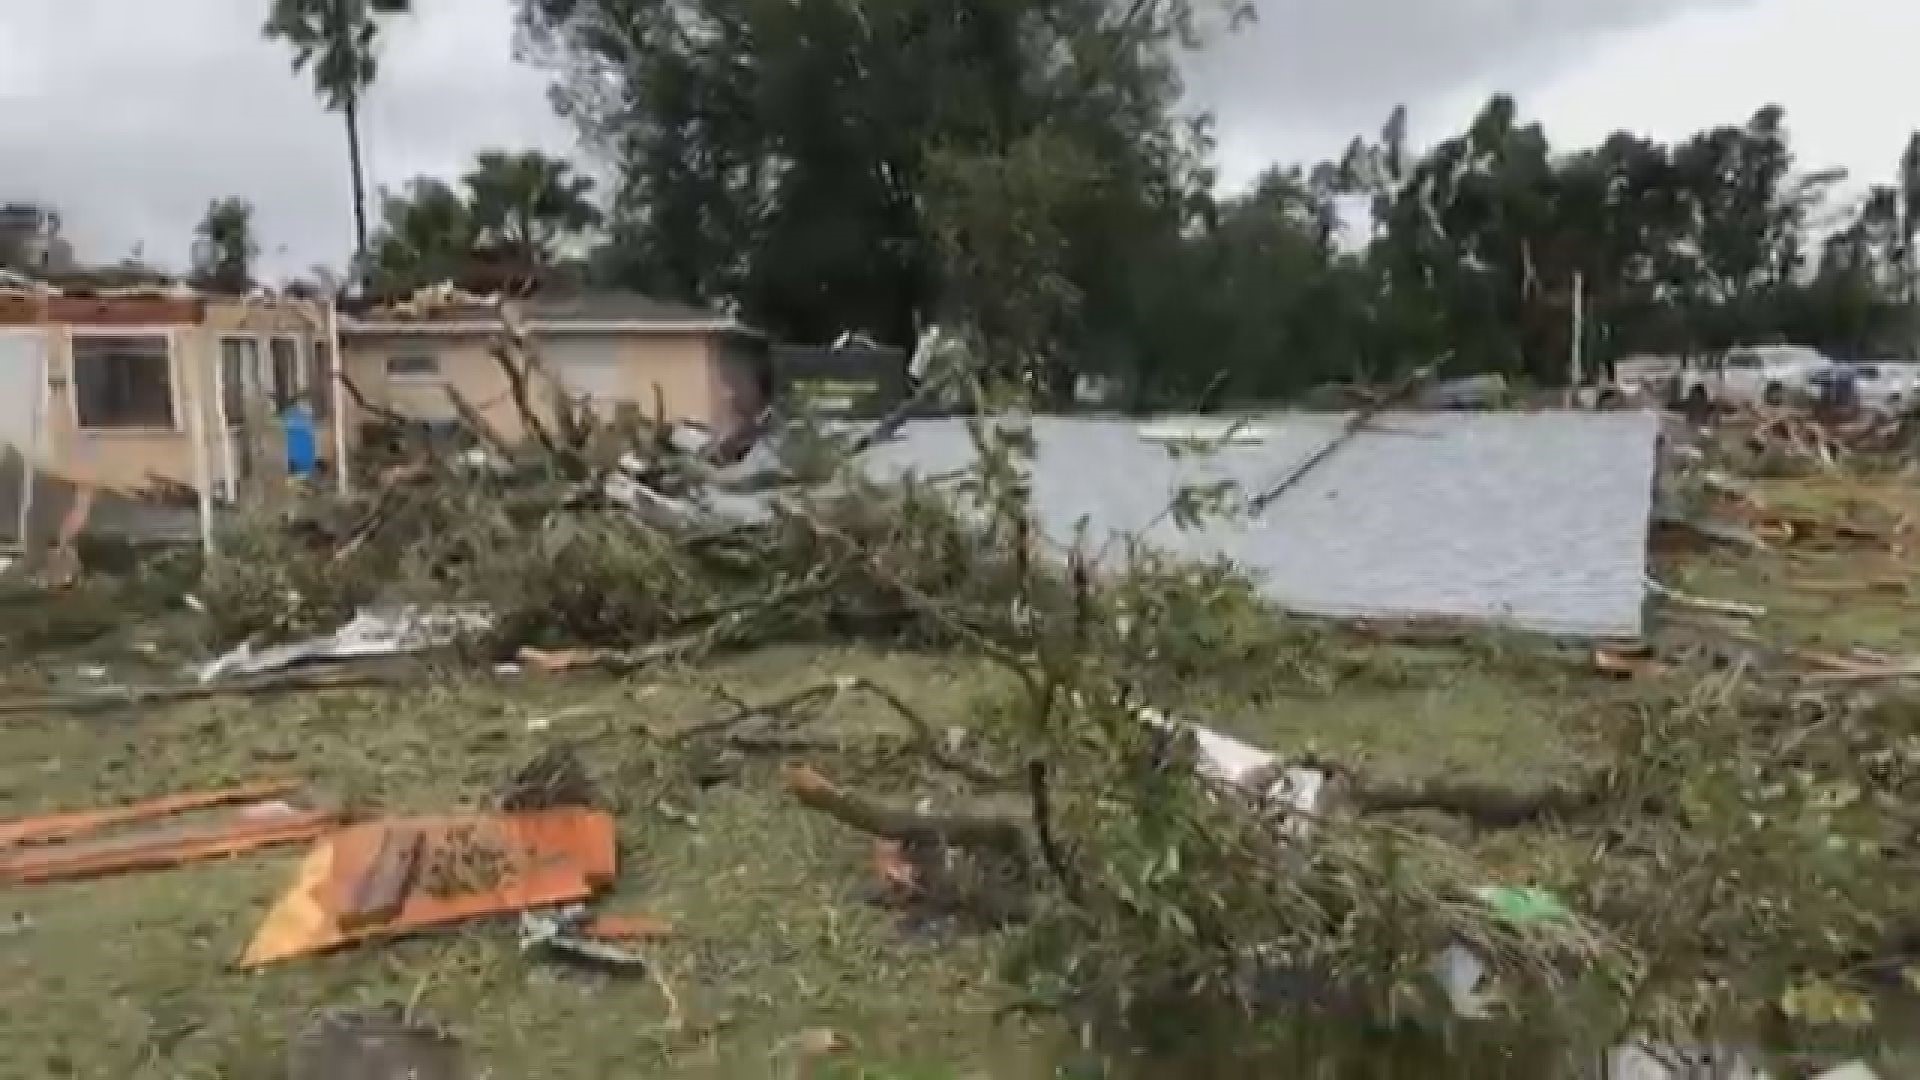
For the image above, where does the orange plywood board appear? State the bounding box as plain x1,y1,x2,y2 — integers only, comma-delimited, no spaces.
0,809,340,885
0,780,298,849
242,809,615,967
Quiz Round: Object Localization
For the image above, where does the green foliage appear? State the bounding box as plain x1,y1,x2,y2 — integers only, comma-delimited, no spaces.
190,197,259,293
197,509,373,647
1581,677,1920,1049
368,178,476,297
523,0,1920,396
369,151,600,295
463,150,601,274
264,0,411,113
519,0,1239,350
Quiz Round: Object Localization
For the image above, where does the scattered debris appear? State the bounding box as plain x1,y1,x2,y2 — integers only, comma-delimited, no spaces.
0,779,296,847
244,809,616,966
0,667,396,716
1593,644,1669,680
519,905,650,972
791,1027,852,1059
336,825,426,933
1646,578,1767,620
195,605,492,683
495,743,598,813
1604,1042,1766,1080
581,911,674,942
514,646,610,674
1811,1064,1881,1080
0,782,338,885
871,839,920,900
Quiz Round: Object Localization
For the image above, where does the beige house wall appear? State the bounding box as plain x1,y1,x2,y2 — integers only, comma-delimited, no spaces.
40,324,207,493
29,297,328,497
342,328,733,440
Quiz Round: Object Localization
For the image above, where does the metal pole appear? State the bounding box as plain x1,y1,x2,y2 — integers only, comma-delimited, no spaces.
326,298,351,498
184,327,215,558
1569,272,1586,405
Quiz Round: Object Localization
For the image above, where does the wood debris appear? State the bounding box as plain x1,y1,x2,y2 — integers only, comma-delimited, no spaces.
243,809,616,966
0,782,338,886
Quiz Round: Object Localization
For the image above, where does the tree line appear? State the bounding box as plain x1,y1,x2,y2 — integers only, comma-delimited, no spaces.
216,0,1920,407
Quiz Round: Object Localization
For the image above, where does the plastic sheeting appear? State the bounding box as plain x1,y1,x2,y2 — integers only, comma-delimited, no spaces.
862,411,1660,638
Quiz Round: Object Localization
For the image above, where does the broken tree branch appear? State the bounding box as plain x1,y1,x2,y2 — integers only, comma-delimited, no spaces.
339,370,411,429
1347,775,1607,829
1248,362,1436,514
1027,759,1081,901
444,385,517,462
782,763,1028,851
682,676,1015,787
0,668,398,716
846,354,973,457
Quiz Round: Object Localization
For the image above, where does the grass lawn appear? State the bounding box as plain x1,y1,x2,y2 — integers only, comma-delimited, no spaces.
0,625,1619,1079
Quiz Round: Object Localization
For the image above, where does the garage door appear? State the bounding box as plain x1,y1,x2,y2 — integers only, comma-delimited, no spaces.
541,337,628,410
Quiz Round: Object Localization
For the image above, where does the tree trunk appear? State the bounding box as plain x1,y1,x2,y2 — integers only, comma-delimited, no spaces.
345,92,370,271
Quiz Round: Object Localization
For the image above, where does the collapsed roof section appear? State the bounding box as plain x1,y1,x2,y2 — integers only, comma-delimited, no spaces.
861,411,1661,638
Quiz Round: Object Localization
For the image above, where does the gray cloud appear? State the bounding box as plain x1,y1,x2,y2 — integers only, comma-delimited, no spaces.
0,0,569,280
1187,0,1750,181
0,0,1779,277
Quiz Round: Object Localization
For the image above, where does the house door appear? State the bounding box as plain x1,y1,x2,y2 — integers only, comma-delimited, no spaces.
220,337,265,500
0,329,48,545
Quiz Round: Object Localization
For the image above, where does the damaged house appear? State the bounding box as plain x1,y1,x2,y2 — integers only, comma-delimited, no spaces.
338,292,769,447
0,280,335,547
0,284,767,551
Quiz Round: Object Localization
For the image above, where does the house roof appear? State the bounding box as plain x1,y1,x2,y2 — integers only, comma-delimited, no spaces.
344,290,753,336
521,292,729,324
857,411,1660,637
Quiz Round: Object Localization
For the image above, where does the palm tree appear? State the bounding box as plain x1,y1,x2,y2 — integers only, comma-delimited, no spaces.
264,0,412,268
463,150,601,275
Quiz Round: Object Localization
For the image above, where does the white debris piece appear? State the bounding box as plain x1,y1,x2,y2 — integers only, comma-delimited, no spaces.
1140,708,1325,826
195,604,492,683
1433,943,1492,1019
1606,1042,1769,1080
1811,1064,1879,1080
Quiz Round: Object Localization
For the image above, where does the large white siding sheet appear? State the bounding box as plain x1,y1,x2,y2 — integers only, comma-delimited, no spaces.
862,411,1659,637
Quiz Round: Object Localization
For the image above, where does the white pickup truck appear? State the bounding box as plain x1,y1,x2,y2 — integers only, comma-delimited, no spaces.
1674,345,1832,409
1840,361,1920,414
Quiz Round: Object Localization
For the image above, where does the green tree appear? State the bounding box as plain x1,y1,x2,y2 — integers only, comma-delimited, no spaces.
190,197,260,293
462,150,601,278
520,0,1248,356
1896,131,1920,303
265,0,413,266
366,178,477,297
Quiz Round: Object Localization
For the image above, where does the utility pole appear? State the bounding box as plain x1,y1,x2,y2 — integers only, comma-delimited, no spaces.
1567,272,1586,406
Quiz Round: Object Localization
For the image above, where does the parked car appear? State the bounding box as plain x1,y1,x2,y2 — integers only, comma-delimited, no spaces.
1674,345,1832,409
1838,360,1920,413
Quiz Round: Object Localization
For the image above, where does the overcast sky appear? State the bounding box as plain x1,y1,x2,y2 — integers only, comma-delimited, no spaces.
3,0,1917,280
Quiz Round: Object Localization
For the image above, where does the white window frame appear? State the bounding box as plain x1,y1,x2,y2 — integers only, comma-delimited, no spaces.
385,350,443,382
68,327,180,433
